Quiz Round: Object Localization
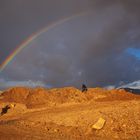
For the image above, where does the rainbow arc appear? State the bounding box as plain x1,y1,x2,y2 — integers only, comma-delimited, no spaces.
0,12,89,72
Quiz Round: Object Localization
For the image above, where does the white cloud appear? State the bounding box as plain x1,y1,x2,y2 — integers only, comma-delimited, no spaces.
0,79,48,89
104,85,116,90
118,80,140,89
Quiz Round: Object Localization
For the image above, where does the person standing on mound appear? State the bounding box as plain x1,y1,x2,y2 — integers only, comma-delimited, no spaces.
82,84,88,92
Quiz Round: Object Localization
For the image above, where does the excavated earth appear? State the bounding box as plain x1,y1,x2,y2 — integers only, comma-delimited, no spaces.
0,87,139,140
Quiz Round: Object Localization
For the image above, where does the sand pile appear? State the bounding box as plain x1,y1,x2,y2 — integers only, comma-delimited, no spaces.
0,87,88,108
0,87,139,139
0,87,139,108
26,87,89,108
0,87,31,103
96,89,140,101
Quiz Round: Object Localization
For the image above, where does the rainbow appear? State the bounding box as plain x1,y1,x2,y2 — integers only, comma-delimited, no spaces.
0,12,89,73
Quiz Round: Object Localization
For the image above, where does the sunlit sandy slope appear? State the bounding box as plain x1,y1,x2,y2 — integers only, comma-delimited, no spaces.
0,87,139,140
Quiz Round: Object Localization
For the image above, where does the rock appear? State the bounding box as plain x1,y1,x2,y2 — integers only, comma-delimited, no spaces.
92,117,106,130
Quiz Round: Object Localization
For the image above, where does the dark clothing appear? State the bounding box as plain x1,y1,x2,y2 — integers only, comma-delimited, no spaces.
82,84,88,92
1,105,10,116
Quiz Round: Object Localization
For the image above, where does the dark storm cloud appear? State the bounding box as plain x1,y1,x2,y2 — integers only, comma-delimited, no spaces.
0,0,91,63
1,0,140,88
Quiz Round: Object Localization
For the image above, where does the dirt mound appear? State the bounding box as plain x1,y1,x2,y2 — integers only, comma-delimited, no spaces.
96,89,140,101
0,87,139,139
0,87,139,108
0,87,88,108
0,87,31,103
49,87,87,103
26,87,88,108
26,88,50,108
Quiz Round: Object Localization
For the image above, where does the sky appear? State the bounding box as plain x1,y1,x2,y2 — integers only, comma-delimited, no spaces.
0,0,140,89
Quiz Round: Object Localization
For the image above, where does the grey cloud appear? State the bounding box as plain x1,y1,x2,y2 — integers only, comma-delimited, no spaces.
0,78,47,90
1,0,140,88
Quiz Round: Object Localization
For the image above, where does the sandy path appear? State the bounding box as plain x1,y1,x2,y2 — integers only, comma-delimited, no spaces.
0,100,139,140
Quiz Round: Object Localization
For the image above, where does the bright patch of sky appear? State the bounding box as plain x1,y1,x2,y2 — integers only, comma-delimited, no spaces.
126,48,140,60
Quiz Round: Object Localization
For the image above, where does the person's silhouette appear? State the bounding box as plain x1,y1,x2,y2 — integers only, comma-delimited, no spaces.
82,84,88,92
1,105,10,116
